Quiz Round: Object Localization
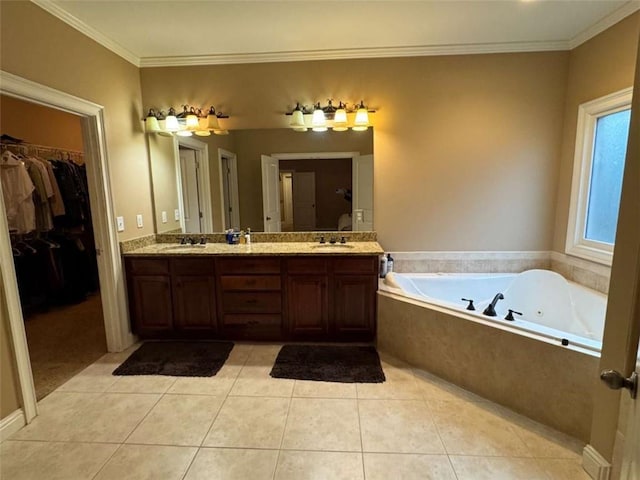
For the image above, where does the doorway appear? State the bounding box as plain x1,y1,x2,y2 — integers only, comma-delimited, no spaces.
218,149,240,231
1,95,107,401
178,146,202,234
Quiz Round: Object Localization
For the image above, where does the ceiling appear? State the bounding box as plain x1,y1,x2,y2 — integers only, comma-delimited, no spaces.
33,0,640,67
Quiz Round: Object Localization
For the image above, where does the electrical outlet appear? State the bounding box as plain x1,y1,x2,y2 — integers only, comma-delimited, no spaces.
136,214,143,228
161,211,168,223
174,209,180,221
116,216,125,232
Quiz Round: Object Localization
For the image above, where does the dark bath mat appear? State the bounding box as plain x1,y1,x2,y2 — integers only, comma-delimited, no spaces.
112,341,234,377
270,345,386,383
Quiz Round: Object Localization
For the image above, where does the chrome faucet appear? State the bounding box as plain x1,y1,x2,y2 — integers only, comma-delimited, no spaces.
482,293,504,317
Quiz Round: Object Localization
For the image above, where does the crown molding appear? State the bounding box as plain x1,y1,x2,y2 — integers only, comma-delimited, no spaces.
139,41,569,68
568,0,640,49
31,0,140,67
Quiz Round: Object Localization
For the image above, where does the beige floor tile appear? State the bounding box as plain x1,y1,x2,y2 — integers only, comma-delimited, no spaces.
282,398,361,452
56,361,120,393
536,458,592,480
64,393,161,443
93,444,197,480
450,455,549,480
126,394,225,446
203,396,289,448
356,365,423,400
359,399,445,454
429,401,531,456
230,365,294,397
11,392,101,441
245,343,284,364
0,440,118,480
275,450,364,480
106,375,177,393
167,374,238,396
293,380,357,398
184,448,278,480
364,453,457,480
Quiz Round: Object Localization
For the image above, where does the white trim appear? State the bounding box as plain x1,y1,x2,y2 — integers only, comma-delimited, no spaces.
175,137,212,233
138,41,568,67
565,87,633,266
0,70,135,424
31,0,140,67
271,151,360,161
0,409,26,442
569,1,640,50
583,444,611,480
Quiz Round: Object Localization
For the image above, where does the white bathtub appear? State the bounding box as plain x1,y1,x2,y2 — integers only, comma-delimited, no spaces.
381,269,607,355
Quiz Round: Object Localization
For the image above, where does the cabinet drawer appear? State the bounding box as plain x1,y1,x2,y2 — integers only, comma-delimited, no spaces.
221,292,282,313
333,256,377,274
171,258,215,275
286,257,328,274
127,258,170,275
221,275,281,291
217,257,281,274
222,314,281,327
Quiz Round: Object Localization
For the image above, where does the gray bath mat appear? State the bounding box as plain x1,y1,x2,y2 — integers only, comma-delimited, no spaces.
112,341,234,377
270,345,386,383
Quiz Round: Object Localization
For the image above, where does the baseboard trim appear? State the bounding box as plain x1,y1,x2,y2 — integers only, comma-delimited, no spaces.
0,409,25,442
583,445,611,480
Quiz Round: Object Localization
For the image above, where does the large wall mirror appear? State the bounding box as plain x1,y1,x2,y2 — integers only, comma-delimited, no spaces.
148,128,373,234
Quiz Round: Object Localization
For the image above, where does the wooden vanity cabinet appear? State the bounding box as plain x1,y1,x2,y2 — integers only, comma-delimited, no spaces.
285,258,329,339
171,258,217,334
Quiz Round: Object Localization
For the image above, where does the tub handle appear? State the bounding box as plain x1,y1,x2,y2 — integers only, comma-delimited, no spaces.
461,298,476,311
505,309,522,321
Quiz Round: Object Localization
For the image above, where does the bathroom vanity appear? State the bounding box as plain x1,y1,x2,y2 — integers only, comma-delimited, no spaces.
123,241,383,342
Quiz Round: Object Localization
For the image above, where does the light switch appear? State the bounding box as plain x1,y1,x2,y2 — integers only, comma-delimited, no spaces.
136,214,143,228
116,216,125,232
161,211,168,223
174,209,180,221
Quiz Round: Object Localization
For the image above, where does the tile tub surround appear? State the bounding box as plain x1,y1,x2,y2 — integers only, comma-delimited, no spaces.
2,343,589,480
389,250,611,294
377,292,600,442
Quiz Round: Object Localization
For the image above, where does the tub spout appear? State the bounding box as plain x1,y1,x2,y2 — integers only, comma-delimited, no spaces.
483,293,504,317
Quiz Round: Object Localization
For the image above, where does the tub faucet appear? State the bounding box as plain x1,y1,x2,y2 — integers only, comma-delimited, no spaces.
483,293,504,317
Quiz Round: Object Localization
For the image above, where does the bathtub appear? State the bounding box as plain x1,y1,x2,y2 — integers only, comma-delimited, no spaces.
376,269,606,440
381,269,606,354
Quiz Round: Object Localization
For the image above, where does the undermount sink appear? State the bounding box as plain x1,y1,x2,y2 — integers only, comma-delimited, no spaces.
161,244,207,251
310,243,355,249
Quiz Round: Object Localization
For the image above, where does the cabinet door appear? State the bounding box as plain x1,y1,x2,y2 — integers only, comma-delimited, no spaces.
129,275,173,335
287,275,328,338
173,275,217,331
333,275,377,339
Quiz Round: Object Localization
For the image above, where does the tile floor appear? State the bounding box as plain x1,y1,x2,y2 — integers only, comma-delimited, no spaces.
1,343,591,480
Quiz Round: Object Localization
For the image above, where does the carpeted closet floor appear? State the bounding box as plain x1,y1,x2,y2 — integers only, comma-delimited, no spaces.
25,293,107,400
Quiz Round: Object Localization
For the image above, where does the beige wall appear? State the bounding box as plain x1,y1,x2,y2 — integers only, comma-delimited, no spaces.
148,135,181,233
0,280,21,418
552,13,640,253
589,26,640,462
140,52,567,250
0,95,84,151
0,1,152,419
1,1,153,242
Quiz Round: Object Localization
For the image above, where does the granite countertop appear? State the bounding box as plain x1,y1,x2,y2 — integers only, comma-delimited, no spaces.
123,241,384,256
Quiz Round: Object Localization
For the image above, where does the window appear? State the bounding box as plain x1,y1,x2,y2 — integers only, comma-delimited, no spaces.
566,88,632,265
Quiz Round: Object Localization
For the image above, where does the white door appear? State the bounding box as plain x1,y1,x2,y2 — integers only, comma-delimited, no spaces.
179,148,202,233
621,346,639,480
280,172,294,231
221,154,240,230
261,154,281,232
352,154,373,230
292,172,316,231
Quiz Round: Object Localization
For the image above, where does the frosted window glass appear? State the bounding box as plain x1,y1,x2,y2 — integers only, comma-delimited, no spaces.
585,109,630,244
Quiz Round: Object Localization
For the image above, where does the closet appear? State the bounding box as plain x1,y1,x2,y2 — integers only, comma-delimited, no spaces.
0,95,106,400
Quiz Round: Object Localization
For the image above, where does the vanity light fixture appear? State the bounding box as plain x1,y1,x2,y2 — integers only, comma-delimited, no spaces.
285,100,374,132
143,105,229,136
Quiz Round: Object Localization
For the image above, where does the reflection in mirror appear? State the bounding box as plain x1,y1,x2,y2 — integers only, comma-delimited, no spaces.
148,128,373,234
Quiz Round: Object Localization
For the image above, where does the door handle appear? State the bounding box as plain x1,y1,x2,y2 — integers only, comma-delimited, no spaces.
266,216,271,221
600,369,638,399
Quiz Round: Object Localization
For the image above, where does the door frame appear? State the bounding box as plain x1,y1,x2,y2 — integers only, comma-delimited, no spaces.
217,148,240,230
0,70,132,423
174,137,211,233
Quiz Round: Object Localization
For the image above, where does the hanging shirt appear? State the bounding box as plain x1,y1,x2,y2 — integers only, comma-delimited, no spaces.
40,159,66,217
25,159,54,232
1,151,36,233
